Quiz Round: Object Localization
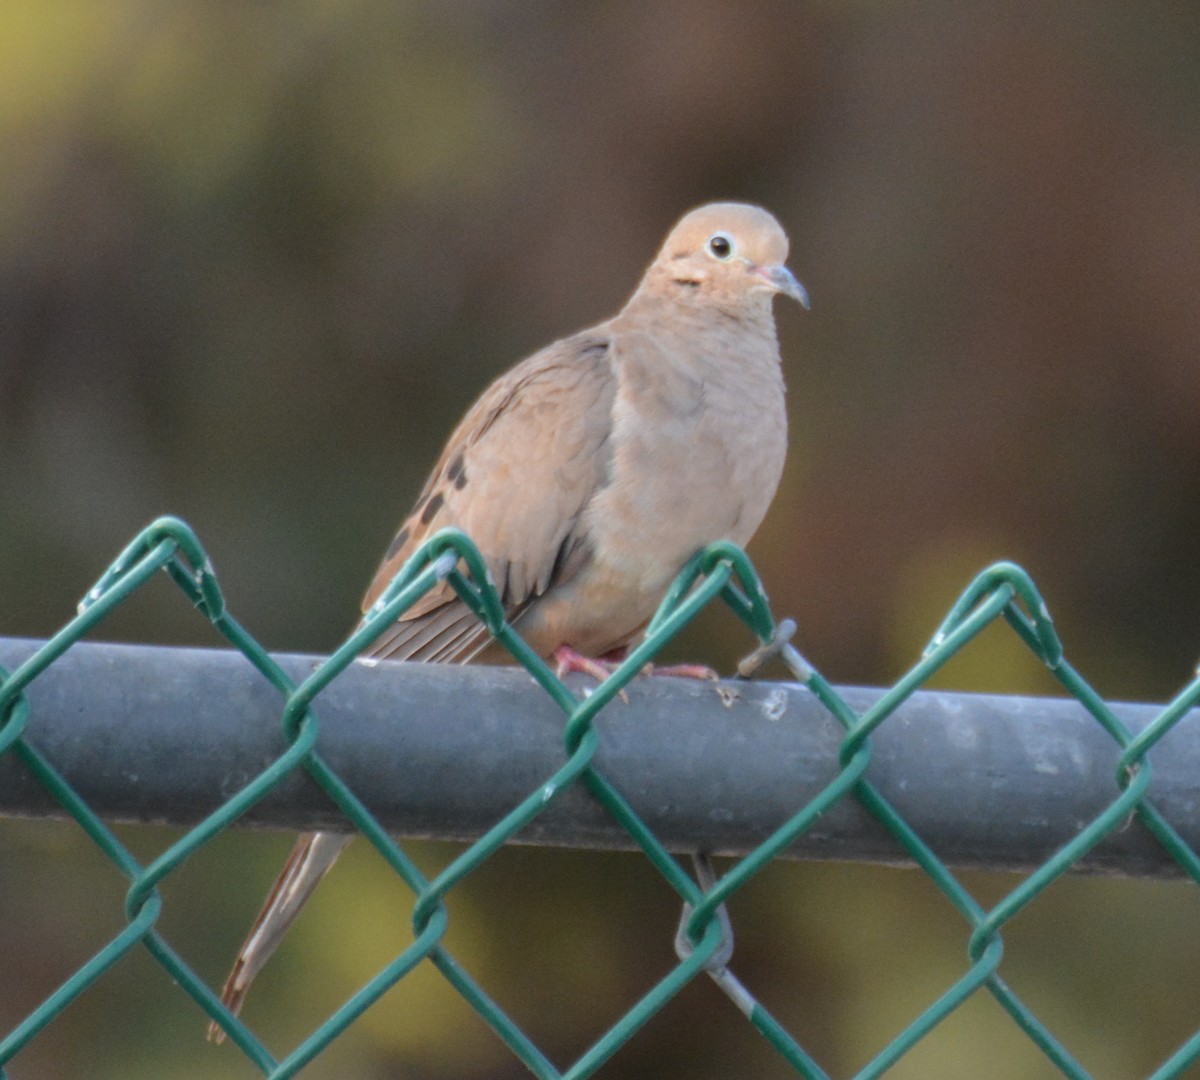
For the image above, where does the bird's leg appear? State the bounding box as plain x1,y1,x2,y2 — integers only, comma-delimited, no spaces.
552,644,632,702
643,662,720,681
552,645,720,690
593,644,720,682
553,644,621,682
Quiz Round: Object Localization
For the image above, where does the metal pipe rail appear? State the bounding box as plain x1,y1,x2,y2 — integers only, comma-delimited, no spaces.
0,636,1192,877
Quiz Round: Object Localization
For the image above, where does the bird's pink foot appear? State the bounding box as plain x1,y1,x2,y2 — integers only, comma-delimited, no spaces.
642,662,720,681
554,644,619,682
552,646,720,696
553,645,631,701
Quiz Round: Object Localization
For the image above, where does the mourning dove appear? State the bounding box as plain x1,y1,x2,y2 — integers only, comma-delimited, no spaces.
208,202,808,1040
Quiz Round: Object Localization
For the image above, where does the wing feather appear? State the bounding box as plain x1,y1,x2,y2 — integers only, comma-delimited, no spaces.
360,333,615,660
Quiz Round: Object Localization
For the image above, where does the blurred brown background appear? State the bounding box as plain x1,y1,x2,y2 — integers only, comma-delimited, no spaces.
3,3,1200,1078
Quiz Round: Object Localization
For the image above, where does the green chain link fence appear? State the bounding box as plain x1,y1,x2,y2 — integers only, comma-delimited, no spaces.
2,515,1200,1078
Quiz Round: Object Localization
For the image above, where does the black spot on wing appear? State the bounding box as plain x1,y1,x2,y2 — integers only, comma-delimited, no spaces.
385,526,411,560
447,452,469,491
420,492,445,525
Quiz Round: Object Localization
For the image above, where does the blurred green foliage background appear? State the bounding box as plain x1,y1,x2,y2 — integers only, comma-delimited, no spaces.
4,2,1200,1077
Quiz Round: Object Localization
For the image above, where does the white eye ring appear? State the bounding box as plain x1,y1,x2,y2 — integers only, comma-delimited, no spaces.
706,232,735,260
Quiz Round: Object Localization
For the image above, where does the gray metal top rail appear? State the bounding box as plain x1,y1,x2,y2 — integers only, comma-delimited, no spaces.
1,636,1192,877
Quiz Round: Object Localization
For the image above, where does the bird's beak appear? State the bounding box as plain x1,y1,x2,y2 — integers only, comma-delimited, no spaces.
755,264,811,310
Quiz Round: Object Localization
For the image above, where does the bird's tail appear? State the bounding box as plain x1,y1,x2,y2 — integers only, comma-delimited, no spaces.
207,830,353,1043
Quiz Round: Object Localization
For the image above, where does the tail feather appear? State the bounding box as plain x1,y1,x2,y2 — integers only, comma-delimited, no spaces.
208,594,520,1040
207,831,353,1043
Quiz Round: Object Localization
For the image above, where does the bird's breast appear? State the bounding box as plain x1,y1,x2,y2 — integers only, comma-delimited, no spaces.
515,323,787,659
567,337,786,641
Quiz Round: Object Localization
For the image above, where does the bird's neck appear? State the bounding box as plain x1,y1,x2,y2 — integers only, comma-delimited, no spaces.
616,289,780,362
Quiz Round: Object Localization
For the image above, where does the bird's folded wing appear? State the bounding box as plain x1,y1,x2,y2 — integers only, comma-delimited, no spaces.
361,334,617,663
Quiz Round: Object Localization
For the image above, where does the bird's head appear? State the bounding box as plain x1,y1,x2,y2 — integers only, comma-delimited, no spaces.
649,202,810,311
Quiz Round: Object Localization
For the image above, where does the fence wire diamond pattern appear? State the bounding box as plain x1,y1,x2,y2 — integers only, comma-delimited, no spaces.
3,515,1200,1077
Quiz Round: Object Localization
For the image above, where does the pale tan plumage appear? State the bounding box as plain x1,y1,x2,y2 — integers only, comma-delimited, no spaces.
209,202,807,1040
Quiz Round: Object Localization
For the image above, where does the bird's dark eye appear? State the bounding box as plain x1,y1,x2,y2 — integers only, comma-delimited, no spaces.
707,232,734,260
